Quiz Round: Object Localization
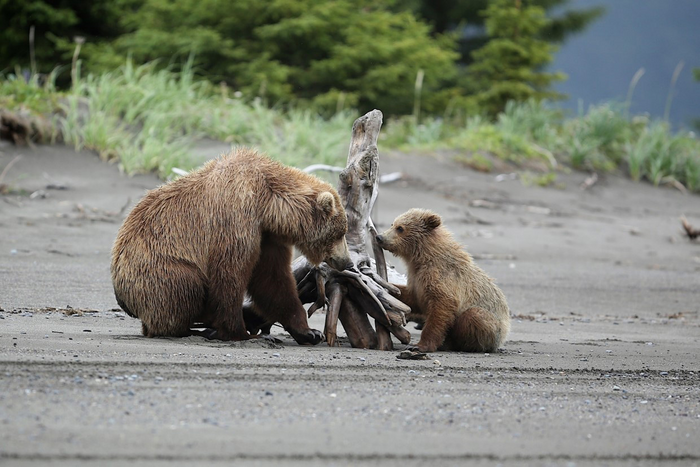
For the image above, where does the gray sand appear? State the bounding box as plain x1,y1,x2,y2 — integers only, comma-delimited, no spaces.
1,143,698,466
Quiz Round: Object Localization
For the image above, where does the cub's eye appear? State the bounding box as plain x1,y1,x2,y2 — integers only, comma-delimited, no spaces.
396,226,404,233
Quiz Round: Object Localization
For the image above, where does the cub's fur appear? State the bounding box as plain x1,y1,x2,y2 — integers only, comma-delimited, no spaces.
377,209,510,352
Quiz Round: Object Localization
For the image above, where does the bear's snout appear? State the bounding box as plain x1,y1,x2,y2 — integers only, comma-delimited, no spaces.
324,237,354,271
375,234,384,245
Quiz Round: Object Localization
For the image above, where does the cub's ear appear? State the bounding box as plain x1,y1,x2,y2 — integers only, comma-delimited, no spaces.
424,212,442,230
317,191,336,214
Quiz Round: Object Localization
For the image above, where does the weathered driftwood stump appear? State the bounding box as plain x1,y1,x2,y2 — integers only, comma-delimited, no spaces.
293,109,411,350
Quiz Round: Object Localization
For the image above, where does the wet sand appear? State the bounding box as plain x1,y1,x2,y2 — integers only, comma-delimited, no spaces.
1,142,698,466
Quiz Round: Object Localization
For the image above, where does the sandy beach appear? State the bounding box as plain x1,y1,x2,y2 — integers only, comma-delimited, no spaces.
1,141,698,466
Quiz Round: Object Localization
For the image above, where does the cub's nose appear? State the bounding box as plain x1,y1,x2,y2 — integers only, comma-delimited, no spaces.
375,235,384,245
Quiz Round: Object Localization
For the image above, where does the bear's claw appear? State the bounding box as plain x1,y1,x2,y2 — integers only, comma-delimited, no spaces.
290,328,324,346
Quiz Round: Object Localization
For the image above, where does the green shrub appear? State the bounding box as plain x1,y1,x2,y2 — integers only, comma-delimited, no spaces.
3,65,699,194
561,103,632,171
56,59,351,177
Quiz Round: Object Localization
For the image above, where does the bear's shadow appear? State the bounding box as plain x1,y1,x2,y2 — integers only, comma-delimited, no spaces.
112,334,284,349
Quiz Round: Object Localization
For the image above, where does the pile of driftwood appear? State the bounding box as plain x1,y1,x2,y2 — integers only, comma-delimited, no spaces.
293,110,411,350
0,108,54,145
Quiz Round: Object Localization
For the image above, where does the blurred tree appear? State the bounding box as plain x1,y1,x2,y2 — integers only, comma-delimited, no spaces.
694,68,700,131
0,0,600,117
391,0,604,67
69,0,459,116
466,0,566,116
0,0,140,77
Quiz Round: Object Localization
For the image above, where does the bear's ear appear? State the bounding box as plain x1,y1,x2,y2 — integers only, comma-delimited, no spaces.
317,192,336,214
424,212,442,230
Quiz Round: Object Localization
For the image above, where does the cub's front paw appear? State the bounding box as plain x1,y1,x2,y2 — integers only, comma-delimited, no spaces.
407,342,437,353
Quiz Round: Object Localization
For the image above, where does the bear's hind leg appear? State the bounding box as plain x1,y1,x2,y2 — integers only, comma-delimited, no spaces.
137,259,206,338
446,307,502,352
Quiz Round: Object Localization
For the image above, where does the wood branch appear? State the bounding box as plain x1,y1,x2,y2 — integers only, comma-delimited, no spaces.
361,262,400,296
681,216,699,240
339,298,377,349
580,172,598,190
0,155,23,192
306,269,328,317
302,164,344,174
385,324,411,345
324,282,345,347
375,324,392,351
378,172,403,184
302,163,402,184
296,267,317,303
368,219,388,281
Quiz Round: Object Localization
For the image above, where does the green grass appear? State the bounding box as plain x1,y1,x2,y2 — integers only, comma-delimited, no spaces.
1,64,699,193
383,99,699,193
0,69,62,114
57,59,353,177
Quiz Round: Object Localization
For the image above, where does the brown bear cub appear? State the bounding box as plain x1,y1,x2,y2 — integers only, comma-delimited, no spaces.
376,208,510,352
111,148,353,344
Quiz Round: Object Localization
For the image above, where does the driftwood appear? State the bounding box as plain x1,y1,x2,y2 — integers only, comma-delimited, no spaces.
0,108,53,146
580,172,598,190
293,109,411,349
303,163,404,185
681,217,699,240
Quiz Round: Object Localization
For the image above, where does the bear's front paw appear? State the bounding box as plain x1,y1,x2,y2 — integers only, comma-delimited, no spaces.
290,328,325,346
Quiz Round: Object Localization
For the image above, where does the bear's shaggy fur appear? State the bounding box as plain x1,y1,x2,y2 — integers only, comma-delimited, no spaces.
111,148,352,344
377,208,510,352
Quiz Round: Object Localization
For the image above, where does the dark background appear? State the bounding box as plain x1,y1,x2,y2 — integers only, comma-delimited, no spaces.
548,0,700,128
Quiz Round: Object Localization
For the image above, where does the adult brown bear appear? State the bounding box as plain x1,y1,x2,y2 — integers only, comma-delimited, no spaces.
377,208,510,352
111,148,352,344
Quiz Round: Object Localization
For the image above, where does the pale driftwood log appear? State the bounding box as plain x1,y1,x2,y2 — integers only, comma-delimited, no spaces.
292,109,410,349
0,109,53,146
303,163,403,185
681,216,699,240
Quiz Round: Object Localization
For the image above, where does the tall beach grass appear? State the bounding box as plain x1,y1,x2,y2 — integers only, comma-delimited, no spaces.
1,63,699,192
57,59,354,177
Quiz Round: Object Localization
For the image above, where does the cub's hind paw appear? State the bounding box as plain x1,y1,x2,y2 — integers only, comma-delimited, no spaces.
397,349,429,360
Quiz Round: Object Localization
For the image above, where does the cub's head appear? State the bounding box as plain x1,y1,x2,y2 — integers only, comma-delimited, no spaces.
299,191,352,271
376,208,442,259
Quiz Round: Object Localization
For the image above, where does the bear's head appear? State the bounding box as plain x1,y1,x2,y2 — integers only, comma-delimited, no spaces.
375,208,442,259
298,191,353,271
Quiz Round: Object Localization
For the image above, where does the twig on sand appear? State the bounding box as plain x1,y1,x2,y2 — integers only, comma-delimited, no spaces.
0,155,23,189
73,197,131,222
303,163,403,184
580,172,598,191
663,177,687,195
680,216,699,240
